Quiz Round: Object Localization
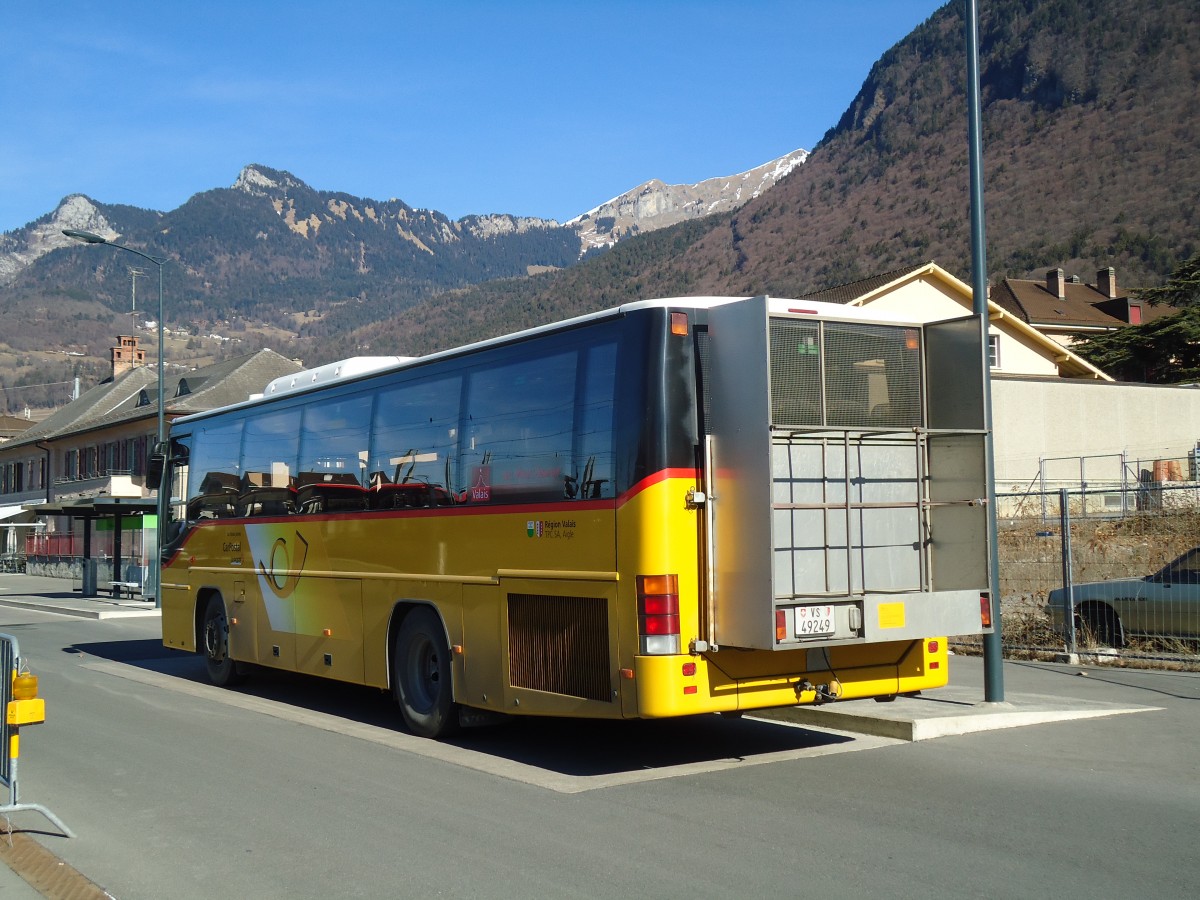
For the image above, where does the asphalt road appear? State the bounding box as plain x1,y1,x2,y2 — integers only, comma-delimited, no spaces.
2,597,1198,899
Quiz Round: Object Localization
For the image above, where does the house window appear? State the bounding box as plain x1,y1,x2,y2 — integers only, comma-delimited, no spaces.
988,334,1000,369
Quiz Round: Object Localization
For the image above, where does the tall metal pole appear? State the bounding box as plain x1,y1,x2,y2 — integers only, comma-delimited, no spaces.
154,259,166,609
965,0,1005,701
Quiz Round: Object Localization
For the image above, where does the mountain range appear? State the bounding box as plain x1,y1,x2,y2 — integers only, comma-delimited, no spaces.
1,0,1197,408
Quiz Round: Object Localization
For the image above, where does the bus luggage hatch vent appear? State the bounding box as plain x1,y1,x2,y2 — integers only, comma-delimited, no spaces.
507,594,611,702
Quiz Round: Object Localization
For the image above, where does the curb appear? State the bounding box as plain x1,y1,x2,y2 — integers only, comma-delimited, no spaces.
0,827,111,899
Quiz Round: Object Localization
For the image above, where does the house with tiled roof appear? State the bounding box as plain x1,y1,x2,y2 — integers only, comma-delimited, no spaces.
0,335,302,523
798,261,1111,380
992,267,1176,346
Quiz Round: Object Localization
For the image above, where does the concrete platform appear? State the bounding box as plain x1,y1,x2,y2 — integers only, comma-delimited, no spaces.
0,572,160,619
755,680,1158,741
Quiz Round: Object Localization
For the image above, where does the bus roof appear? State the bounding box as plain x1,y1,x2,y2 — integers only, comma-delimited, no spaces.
172,295,929,426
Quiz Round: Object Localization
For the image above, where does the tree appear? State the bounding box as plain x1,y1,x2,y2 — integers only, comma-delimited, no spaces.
1075,306,1200,383
1136,251,1200,308
1074,251,1200,382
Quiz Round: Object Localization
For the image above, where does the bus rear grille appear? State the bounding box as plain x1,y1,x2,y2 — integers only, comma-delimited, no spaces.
508,594,611,702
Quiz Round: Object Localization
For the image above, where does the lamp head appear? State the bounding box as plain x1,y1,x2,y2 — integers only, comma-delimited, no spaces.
62,228,108,244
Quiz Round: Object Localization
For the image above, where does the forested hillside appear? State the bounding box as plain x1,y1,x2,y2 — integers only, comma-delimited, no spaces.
336,0,1198,360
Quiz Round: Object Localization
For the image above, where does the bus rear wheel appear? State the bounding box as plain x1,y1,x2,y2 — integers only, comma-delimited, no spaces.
202,595,245,687
393,607,460,739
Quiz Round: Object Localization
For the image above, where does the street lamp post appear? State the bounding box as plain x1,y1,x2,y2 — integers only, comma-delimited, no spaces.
63,229,168,607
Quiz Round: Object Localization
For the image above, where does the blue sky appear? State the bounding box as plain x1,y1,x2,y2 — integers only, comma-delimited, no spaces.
1,1,946,234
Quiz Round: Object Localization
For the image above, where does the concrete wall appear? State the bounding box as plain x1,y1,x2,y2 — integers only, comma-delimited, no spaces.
26,557,81,579
991,377,1200,489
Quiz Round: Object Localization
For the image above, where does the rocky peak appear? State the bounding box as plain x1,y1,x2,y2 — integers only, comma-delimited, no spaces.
0,195,117,283
233,164,310,197
568,149,809,255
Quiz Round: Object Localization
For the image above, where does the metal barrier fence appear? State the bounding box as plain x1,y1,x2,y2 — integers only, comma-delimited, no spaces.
25,532,79,558
0,632,73,836
956,484,1200,668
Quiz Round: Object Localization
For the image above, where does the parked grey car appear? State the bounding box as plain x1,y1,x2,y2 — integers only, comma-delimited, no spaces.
1047,548,1200,647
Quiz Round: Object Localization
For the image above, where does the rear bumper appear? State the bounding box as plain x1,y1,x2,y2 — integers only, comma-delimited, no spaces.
633,638,949,718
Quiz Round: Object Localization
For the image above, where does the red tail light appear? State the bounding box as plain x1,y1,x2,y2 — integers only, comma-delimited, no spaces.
637,574,681,654
980,593,993,628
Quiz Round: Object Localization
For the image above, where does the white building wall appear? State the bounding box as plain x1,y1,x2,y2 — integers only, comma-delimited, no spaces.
860,278,1059,377
991,378,1200,489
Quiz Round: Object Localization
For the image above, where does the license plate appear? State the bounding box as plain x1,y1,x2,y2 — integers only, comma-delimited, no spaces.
794,604,836,638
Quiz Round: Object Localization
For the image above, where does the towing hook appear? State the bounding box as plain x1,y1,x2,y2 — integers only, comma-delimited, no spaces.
796,678,843,705
815,679,843,704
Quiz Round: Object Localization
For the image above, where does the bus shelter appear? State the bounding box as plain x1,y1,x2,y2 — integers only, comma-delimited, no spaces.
29,496,157,600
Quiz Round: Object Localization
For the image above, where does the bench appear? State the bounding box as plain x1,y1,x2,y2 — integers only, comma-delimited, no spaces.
107,581,143,600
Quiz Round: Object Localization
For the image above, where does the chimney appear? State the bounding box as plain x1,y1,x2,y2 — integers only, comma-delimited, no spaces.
110,334,146,380
1097,267,1117,299
1046,268,1066,298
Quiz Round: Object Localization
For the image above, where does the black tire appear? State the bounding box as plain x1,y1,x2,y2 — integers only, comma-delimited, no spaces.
1080,604,1124,649
202,595,245,687
393,607,459,739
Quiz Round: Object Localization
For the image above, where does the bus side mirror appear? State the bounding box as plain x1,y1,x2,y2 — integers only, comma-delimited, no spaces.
147,451,165,485
147,440,185,486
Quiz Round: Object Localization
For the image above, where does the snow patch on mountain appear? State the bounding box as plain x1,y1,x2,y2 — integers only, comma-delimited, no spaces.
568,149,809,255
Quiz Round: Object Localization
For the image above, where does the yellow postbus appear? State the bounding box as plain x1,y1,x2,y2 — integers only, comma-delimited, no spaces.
158,295,992,738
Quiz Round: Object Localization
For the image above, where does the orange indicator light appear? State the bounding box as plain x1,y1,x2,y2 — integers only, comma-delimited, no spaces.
670,312,689,336
620,668,635,680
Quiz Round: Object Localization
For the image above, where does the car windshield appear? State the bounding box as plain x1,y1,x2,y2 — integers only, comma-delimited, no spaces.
1159,548,1200,584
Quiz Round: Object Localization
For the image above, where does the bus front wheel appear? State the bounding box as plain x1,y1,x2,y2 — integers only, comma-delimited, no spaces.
202,595,245,687
393,607,460,739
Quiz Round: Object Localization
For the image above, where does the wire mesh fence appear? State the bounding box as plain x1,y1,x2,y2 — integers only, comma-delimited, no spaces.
954,481,1200,668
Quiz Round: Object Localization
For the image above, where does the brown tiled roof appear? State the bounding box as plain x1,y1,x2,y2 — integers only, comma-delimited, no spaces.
796,264,927,305
2,350,303,449
993,274,1176,330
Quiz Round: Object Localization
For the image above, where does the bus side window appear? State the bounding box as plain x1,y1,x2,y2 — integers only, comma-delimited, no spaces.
186,421,244,521
573,341,617,500
298,393,373,514
462,351,576,503
370,375,461,506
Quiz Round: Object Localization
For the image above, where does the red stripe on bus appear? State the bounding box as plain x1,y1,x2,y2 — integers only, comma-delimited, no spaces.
615,468,698,506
